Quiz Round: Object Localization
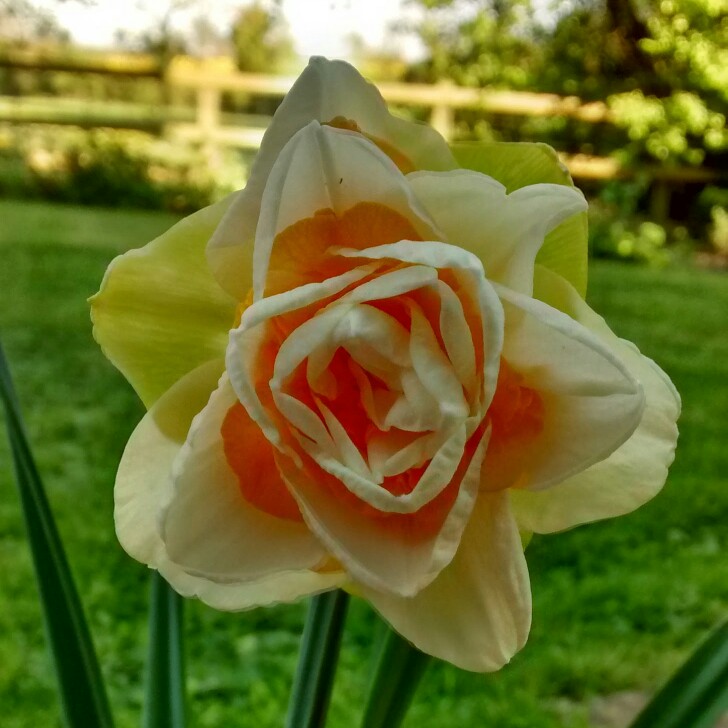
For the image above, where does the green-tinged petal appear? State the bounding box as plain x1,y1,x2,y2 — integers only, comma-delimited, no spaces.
509,267,680,533
452,141,588,297
90,196,238,408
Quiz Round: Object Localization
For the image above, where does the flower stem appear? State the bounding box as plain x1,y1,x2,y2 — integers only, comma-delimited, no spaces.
360,626,432,728
285,589,350,728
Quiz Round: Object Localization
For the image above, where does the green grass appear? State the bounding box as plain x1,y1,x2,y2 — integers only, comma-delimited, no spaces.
1,199,726,728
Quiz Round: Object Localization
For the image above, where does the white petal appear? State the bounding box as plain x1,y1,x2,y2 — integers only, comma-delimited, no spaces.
338,239,504,411
408,169,587,294
252,122,440,298
438,279,478,399
509,267,680,532
278,429,489,597
409,303,469,421
300,424,468,515
206,58,454,298
160,374,332,583
363,490,531,672
484,285,646,491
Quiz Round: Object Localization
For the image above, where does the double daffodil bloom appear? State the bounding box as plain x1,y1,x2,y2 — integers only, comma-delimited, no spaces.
91,58,680,672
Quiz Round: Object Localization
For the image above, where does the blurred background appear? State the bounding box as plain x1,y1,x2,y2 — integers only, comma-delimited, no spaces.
0,1,726,727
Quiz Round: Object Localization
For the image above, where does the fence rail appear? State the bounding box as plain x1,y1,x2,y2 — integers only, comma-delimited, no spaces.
0,50,723,208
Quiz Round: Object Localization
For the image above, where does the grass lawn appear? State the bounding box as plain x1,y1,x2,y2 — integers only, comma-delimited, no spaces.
1,199,726,728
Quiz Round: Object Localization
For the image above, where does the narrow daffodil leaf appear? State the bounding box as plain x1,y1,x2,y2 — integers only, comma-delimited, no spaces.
285,589,350,728
142,572,186,728
629,620,728,728
0,341,115,728
360,624,432,728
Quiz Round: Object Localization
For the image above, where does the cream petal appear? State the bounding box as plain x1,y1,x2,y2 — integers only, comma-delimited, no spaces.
116,359,344,609
509,267,680,532
409,303,469,421
252,122,440,298
206,57,454,299
226,264,376,454
437,279,478,399
274,57,455,172
452,141,589,296
160,373,332,583
156,561,345,612
337,239,504,411
485,285,646,492
279,429,489,597
300,423,468,515
408,169,587,295
363,490,531,672
115,359,224,564
90,197,237,407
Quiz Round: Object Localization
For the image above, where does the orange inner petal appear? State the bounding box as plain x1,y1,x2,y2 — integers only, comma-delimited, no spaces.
266,202,422,296
221,401,304,522
488,359,544,449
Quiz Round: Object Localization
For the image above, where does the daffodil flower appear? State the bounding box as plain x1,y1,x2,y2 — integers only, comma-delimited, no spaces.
90,58,680,672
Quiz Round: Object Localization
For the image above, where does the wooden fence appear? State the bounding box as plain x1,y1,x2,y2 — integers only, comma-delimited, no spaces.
0,47,722,218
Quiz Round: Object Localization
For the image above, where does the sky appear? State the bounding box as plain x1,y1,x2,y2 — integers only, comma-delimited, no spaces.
34,0,427,61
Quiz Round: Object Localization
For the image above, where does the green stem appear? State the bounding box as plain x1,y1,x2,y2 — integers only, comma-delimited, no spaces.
142,572,186,728
285,589,350,728
361,626,431,728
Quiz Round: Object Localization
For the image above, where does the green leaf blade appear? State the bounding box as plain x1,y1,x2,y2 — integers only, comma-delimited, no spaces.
285,589,350,728
0,341,115,728
630,620,728,728
142,572,186,728
360,625,431,728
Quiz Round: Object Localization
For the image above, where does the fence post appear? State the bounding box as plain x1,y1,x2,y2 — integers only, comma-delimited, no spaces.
649,180,671,225
429,80,455,142
197,85,222,170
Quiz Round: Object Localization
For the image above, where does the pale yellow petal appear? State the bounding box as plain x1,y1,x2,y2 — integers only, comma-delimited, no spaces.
90,196,237,407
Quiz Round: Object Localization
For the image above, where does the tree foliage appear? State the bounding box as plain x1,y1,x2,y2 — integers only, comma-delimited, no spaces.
230,2,294,73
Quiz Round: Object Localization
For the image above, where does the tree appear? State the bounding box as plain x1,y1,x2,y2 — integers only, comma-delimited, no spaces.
230,2,293,73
